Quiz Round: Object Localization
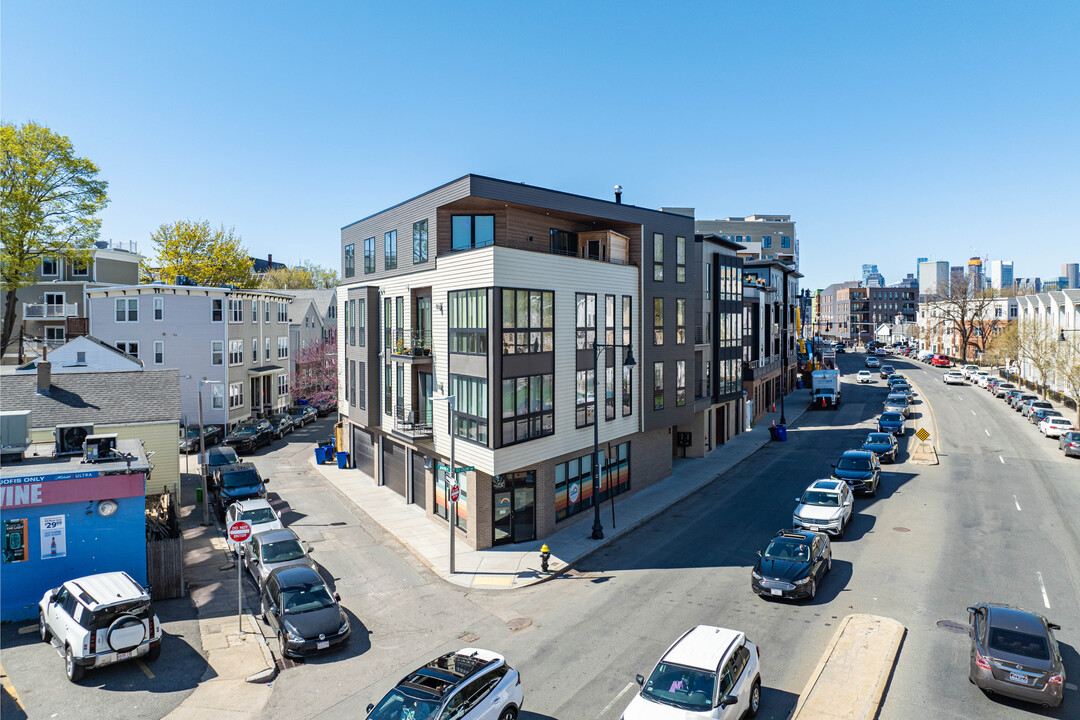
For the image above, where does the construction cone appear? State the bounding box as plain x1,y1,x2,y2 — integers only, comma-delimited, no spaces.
771,402,776,413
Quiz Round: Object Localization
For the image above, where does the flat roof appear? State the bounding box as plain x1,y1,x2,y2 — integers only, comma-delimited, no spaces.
662,625,743,671
2,438,150,480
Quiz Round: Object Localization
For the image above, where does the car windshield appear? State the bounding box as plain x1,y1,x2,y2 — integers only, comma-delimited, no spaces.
366,690,440,720
207,450,238,467
241,508,277,525
642,662,716,711
882,366,894,372
865,434,892,444
183,427,204,438
800,491,840,507
273,415,289,423
886,395,907,404
233,425,256,436
989,626,1050,660
838,456,871,470
263,540,305,563
765,538,812,561
1048,418,1072,425
881,413,902,422
281,582,335,614
222,469,260,488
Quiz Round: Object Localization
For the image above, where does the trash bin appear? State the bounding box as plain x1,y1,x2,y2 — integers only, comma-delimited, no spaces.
775,425,788,441
336,451,349,469
796,378,803,389
768,426,779,441
314,446,326,464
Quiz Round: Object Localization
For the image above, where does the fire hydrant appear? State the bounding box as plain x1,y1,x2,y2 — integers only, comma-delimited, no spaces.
540,544,551,573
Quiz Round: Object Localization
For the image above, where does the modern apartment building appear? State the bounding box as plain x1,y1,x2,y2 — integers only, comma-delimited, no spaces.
741,259,802,422
818,281,861,340
1,240,142,363
919,260,950,297
988,260,1015,290
86,284,293,428
338,175,700,549
694,215,798,270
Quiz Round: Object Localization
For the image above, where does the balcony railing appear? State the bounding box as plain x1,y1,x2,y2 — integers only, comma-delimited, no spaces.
393,403,432,439
95,239,138,253
391,329,432,357
694,326,709,345
696,376,712,399
22,303,78,318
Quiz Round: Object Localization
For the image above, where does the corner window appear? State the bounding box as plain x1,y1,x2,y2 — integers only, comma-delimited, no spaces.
344,243,355,278
449,289,488,355
676,236,686,283
501,374,554,445
363,237,375,274
781,236,791,248
653,298,664,345
115,297,138,322
653,233,664,281
413,220,428,264
653,361,664,410
575,293,596,350
449,375,488,445
41,257,58,275
501,289,553,354
451,215,495,251
384,230,397,270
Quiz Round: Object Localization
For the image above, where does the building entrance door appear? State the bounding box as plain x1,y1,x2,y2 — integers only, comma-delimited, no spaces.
492,471,535,546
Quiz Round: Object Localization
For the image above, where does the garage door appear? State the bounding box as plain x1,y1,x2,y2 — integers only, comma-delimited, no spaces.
410,451,427,506
352,426,375,478
382,438,407,499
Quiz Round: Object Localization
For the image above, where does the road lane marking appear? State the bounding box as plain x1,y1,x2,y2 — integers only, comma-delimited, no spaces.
599,682,636,718
984,428,991,436
0,663,26,712
17,624,37,635
1000,456,1005,464
137,660,155,679
971,410,976,416
1013,495,1021,511
1037,572,1050,609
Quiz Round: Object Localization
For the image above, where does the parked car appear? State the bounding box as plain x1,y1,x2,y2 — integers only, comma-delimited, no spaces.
1003,389,1027,407
886,373,906,385
223,418,275,453
884,393,911,417
892,382,914,400
985,378,1001,392
179,424,223,453
224,499,282,554
879,364,896,379
1059,430,1080,458
287,405,318,427
245,528,316,588
943,370,966,385
212,463,269,518
932,354,953,367
961,364,980,379
1023,400,1053,419
831,449,882,496
1011,394,1039,411
364,648,524,720
865,357,880,368
38,571,161,682
1039,416,1076,438
752,529,832,601
1031,408,1065,426
878,412,906,436
202,446,240,481
304,398,335,417
994,382,1018,398
260,565,349,658
625,626,761,720
967,603,1064,708
862,432,899,463
269,413,294,439
974,371,991,386
792,479,854,538
857,370,874,383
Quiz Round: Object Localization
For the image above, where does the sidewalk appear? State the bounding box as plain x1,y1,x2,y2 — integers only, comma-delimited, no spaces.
310,401,809,591
162,472,276,720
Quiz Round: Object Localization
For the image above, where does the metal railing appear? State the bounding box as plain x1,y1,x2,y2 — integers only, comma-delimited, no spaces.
393,403,433,438
391,328,432,357
694,326,709,345
22,302,78,318
547,246,633,266
696,376,712,399
96,239,138,253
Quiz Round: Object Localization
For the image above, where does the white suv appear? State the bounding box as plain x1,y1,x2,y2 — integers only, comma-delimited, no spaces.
38,571,162,682
624,626,761,719
793,479,854,538
943,370,965,385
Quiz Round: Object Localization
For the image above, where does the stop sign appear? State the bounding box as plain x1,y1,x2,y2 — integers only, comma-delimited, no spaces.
449,484,460,503
228,520,252,543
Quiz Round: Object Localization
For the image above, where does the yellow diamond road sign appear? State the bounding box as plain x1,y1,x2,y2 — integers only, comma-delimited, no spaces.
915,428,930,442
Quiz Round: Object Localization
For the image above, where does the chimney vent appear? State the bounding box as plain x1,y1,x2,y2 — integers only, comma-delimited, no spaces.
268,253,273,265
614,185,623,204
37,360,52,396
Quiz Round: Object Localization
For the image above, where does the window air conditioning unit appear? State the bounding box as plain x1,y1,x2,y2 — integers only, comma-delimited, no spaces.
83,433,119,463
55,423,94,456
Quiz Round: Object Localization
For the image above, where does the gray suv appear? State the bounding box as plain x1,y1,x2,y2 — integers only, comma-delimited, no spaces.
968,603,1064,708
244,528,316,588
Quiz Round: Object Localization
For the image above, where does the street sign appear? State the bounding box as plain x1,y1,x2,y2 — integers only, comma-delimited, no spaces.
449,484,460,503
915,428,930,443
228,520,252,544
454,465,475,473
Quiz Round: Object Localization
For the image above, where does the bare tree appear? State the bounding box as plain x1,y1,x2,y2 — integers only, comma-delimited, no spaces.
1022,318,1058,398
1054,331,1080,425
925,274,1004,363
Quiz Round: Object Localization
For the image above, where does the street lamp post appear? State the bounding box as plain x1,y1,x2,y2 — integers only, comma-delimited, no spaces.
197,379,222,526
430,394,458,573
590,341,635,540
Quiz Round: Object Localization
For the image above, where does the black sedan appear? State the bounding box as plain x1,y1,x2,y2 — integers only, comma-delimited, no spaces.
968,603,1064,708
879,364,895,379
223,419,275,454
270,413,294,439
287,405,318,427
862,432,898,463
260,565,350,658
751,530,831,601
179,424,223,453
831,449,881,495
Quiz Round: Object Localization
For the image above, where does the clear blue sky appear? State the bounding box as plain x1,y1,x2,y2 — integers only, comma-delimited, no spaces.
4,1,1077,289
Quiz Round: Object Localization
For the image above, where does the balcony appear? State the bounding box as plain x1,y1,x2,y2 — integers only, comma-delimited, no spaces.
393,403,432,439
390,329,432,362
23,302,78,319
694,326,709,345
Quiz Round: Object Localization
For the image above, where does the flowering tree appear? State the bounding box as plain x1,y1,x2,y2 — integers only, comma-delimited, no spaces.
292,339,336,407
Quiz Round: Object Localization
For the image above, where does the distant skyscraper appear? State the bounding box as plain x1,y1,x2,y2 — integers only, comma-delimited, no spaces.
967,257,984,292
916,257,928,284
919,260,949,297
1063,263,1079,289
862,264,885,287
950,266,966,289
989,260,1014,290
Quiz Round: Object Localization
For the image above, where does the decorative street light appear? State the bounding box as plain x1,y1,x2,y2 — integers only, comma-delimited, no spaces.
1059,328,1080,341
590,341,635,540
427,394,459,573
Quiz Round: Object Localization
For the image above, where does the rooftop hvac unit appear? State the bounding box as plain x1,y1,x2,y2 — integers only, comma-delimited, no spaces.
83,433,119,463
1,410,32,463
55,423,94,456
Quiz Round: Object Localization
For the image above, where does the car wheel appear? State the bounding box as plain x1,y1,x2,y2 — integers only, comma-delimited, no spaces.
808,579,817,600
498,707,518,720
65,645,84,682
147,641,161,662
836,520,845,539
868,480,878,497
39,611,51,643
826,555,832,573
278,631,290,658
748,678,761,717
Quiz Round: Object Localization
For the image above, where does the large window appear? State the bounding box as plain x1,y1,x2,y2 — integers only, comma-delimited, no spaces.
277,373,289,396
41,257,58,275
576,369,595,427
115,298,138,322
115,341,139,357
555,442,630,523
434,473,468,531
449,375,488,444
575,293,596,350
364,237,375,273
653,233,664,281
676,236,686,283
451,215,495,251
676,359,686,406
501,374,554,446
549,228,577,256
449,289,488,355
229,382,244,409
229,339,243,365
344,243,355,278
501,289,553,354
384,230,397,270
278,337,288,358
653,298,664,345
413,219,428,264
653,361,664,410
781,236,791,248
229,299,243,323
676,298,686,344
277,301,288,322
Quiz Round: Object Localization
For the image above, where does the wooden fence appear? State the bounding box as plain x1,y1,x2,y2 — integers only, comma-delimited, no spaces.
146,537,184,599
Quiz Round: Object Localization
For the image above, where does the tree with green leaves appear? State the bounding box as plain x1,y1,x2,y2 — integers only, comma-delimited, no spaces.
259,262,338,289
144,219,255,287
1,121,109,356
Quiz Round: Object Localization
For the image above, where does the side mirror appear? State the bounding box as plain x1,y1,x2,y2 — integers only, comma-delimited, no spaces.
305,544,314,553
269,604,278,615
756,550,763,558
334,592,341,602
1048,622,1061,631
250,557,259,564
719,694,739,708
367,704,374,714
635,674,645,687
263,478,270,485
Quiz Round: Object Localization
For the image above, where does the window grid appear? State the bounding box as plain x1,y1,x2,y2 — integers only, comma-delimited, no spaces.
501,289,553,354
384,230,397,270
115,298,138,322
575,293,596,350
653,362,664,410
449,375,488,445
413,219,428,264
653,233,664,281
555,442,630,523
500,373,554,446
449,289,488,355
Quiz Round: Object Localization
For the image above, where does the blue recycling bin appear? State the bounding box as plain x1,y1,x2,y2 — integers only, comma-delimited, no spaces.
775,425,788,441
314,446,329,464
336,451,349,469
